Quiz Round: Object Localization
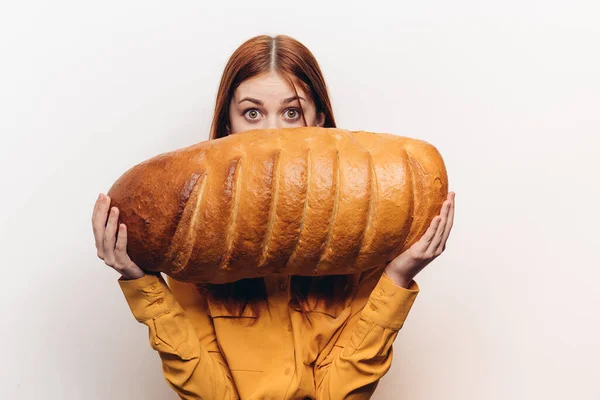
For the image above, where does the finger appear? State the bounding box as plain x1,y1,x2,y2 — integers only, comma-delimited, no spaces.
438,193,455,252
91,194,103,234
114,223,131,267
92,193,101,222
429,201,449,251
92,195,111,257
103,206,119,265
416,215,441,252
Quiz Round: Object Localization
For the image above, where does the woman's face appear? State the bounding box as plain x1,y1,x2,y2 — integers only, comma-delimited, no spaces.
227,71,325,135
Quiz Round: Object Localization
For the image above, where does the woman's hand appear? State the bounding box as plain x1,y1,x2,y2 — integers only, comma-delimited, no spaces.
384,192,455,287
92,193,146,280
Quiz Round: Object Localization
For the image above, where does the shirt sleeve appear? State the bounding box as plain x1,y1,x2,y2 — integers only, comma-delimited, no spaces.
314,269,420,399
118,273,240,400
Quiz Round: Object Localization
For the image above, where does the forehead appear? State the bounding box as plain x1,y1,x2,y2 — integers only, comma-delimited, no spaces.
233,72,309,101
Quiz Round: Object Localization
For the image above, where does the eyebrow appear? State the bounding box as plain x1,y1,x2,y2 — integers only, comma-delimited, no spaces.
238,96,306,106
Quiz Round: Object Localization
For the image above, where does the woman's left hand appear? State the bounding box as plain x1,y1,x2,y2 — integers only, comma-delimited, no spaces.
384,192,455,287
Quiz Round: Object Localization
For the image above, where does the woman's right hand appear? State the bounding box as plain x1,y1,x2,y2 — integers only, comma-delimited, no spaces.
92,193,146,280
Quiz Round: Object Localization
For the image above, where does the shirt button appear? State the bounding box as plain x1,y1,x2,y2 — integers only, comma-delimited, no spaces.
284,367,291,375
377,289,384,296
150,284,158,290
287,324,292,332
279,282,288,290
157,298,164,305
164,309,170,314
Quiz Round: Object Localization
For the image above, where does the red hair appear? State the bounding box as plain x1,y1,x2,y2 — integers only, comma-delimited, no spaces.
209,34,337,139
197,35,352,323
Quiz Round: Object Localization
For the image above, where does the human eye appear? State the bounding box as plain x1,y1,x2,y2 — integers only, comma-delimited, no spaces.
283,107,302,121
243,108,263,122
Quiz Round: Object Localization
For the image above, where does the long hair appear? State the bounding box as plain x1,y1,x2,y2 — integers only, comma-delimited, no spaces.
196,35,353,323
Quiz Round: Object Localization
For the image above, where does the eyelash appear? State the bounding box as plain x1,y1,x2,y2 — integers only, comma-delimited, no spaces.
242,107,302,122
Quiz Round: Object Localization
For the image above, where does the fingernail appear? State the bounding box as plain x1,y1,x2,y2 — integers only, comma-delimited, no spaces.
98,193,102,200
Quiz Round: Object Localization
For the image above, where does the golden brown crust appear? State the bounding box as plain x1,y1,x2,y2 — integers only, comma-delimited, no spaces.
107,127,448,283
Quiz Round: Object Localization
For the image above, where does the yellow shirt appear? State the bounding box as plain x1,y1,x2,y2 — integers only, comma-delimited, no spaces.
118,264,419,399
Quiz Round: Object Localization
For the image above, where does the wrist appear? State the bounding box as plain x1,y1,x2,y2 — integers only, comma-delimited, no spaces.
120,272,146,281
383,268,412,289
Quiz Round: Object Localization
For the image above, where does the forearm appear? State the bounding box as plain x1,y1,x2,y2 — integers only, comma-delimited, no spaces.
316,273,419,399
316,317,400,399
119,274,239,400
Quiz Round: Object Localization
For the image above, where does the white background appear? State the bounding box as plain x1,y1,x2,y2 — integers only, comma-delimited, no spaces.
1,1,599,399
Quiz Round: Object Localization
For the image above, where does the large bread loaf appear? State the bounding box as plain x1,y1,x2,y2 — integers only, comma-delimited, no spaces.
106,127,448,283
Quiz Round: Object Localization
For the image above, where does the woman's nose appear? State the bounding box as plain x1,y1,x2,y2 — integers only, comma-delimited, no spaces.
265,116,284,130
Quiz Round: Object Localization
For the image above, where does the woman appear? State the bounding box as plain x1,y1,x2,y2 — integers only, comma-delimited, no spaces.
92,34,455,399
